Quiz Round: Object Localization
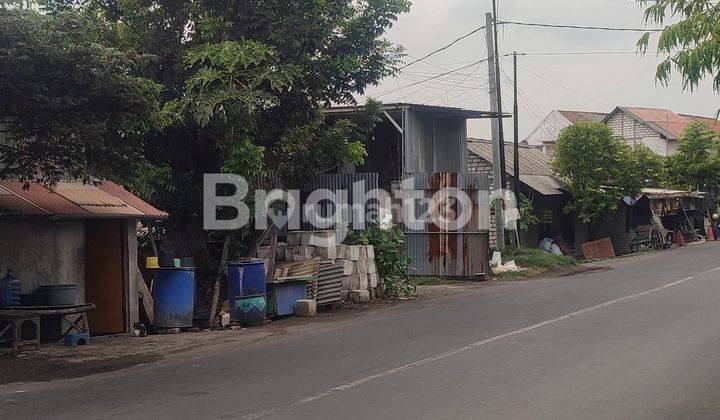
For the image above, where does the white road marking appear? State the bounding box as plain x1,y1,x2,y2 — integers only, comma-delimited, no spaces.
286,267,719,407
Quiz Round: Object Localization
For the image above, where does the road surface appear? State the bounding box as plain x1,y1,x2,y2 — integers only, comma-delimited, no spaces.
4,243,720,419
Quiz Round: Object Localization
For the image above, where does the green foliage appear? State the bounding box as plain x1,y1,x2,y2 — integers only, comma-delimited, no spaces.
35,0,409,222
345,221,415,298
499,247,577,280
0,8,162,185
168,40,299,128
630,143,666,186
666,121,720,190
518,194,540,232
275,100,381,187
637,0,720,93
552,121,645,224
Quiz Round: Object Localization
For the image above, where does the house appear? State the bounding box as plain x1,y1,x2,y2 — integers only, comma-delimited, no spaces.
467,138,574,248
324,103,504,277
0,180,168,334
604,107,720,156
524,110,608,155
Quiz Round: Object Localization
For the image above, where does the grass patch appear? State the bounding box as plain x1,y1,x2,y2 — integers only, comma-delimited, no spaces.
410,276,465,286
496,247,578,280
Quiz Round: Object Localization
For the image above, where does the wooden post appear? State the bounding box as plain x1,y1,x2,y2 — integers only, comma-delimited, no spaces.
209,232,232,326
265,225,278,283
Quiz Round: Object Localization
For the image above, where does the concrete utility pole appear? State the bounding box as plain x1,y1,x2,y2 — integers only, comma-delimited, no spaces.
485,12,505,250
491,0,507,190
513,52,520,198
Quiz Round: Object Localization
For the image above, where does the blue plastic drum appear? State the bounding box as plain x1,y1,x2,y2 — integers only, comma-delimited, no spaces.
152,268,195,328
227,260,266,298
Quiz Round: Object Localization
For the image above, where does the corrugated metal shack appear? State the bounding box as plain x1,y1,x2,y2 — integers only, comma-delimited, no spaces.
326,103,501,277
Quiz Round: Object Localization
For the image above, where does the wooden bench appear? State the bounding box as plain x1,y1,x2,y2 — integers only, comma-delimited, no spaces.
0,304,95,353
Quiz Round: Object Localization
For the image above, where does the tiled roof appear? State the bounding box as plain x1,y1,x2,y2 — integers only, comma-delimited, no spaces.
557,110,607,124
468,139,564,195
0,180,168,219
617,107,720,140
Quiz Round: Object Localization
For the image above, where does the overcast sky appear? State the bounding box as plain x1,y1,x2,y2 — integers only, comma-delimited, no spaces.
358,0,720,139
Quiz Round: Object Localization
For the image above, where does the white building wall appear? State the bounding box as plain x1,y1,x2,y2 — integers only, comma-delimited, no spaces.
525,111,571,148
606,111,673,156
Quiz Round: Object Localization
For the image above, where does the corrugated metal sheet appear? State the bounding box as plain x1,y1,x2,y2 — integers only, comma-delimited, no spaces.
314,260,343,306
402,172,490,277
404,109,469,175
301,173,379,231
468,139,564,195
0,180,168,219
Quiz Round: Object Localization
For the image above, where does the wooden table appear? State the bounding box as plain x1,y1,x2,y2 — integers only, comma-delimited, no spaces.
0,304,95,353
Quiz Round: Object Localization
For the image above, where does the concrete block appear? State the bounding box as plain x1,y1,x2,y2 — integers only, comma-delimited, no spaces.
367,260,377,275
358,245,368,259
344,274,360,290
341,275,352,290
348,289,370,303
368,273,379,288
287,232,302,246
314,245,337,260
294,299,317,317
341,290,350,301
257,245,272,260
366,245,375,259
336,244,347,259
357,253,369,273
301,230,336,247
341,259,355,276
347,245,360,261
358,274,369,290
276,243,286,260
288,246,313,261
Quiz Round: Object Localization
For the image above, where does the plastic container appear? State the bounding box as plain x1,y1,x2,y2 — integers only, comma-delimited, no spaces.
227,260,266,298
152,268,196,328
230,295,266,327
1,270,21,307
38,284,78,306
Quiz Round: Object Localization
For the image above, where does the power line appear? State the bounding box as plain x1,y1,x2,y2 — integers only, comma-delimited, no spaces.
423,62,484,105
498,20,663,32
399,25,486,69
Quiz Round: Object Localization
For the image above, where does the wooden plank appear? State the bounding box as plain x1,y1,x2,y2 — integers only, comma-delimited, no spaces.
581,237,616,260
265,227,278,284
137,275,155,326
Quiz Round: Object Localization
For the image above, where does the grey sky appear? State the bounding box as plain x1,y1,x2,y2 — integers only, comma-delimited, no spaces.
358,0,720,139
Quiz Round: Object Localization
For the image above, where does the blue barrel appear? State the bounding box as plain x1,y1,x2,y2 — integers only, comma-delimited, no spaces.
152,268,195,328
227,260,266,298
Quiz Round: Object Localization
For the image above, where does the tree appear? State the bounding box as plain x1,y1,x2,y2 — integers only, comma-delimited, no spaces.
666,121,720,190
40,0,410,220
552,121,645,224
631,143,666,187
637,0,720,94
0,8,162,185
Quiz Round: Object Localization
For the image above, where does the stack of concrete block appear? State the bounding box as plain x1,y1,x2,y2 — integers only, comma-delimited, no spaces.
337,244,380,302
284,231,337,261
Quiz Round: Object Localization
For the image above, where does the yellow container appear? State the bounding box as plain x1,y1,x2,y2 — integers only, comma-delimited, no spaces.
146,256,160,269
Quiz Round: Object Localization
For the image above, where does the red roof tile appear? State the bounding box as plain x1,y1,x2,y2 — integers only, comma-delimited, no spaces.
622,107,720,139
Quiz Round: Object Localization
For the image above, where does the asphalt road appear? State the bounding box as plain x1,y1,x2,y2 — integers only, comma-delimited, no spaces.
4,243,720,419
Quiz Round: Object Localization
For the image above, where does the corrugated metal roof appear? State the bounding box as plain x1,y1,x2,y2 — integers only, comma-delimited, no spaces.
641,188,704,199
612,107,720,140
468,138,563,195
0,180,168,219
326,102,508,120
557,110,607,124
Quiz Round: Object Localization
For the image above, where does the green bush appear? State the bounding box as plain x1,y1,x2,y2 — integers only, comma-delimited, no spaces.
345,221,415,298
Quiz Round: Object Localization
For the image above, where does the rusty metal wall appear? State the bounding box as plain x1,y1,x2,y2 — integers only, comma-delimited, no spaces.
402,172,490,277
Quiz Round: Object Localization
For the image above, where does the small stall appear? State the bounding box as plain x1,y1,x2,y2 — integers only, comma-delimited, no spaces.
630,188,705,250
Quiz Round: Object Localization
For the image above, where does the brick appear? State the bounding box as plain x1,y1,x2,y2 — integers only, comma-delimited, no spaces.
347,245,360,261
348,289,370,303
358,274,369,290
294,299,317,317
366,245,375,259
